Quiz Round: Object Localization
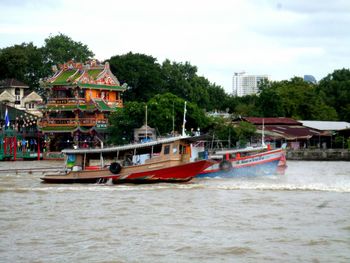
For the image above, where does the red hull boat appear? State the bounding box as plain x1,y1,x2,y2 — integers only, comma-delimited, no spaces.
41,136,213,184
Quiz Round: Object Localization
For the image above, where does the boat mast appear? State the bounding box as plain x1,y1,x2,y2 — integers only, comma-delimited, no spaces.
182,101,187,136
262,118,266,146
172,101,175,136
145,105,148,141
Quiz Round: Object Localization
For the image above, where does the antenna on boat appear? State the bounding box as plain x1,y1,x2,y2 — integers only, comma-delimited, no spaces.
182,101,187,136
262,118,266,147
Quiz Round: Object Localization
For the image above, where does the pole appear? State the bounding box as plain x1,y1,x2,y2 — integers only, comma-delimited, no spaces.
14,137,17,161
262,118,265,146
182,101,187,136
37,132,40,160
172,101,175,136
145,105,148,141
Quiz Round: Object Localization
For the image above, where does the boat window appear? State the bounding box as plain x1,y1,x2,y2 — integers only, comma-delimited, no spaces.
164,145,170,155
179,144,186,154
173,145,178,154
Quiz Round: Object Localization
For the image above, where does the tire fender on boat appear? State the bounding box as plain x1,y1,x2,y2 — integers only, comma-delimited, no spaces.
109,162,122,174
219,160,232,171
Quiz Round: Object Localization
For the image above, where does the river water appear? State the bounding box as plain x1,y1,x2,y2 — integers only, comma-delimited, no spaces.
0,160,349,262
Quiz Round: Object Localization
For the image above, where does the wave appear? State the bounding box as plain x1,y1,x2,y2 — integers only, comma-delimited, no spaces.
205,183,350,192
1,180,350,193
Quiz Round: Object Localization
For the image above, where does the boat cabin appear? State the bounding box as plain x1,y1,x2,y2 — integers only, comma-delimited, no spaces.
62,136,192,172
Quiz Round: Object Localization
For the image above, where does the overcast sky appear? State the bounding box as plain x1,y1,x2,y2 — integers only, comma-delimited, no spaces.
1,0,349,93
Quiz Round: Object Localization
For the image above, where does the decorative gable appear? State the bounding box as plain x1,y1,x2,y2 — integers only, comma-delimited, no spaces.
0,90,15,102
76,72,95,84
95,62,120,86
23,91,43,103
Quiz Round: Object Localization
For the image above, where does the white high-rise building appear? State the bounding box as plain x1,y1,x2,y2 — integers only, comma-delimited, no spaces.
232,72,269,97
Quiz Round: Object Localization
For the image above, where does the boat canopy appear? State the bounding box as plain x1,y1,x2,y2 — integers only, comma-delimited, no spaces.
215,145,268,155
62,135,191,154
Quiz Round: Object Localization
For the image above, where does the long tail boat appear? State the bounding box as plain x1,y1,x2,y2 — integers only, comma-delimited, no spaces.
196,144,287,178
40,136,214,184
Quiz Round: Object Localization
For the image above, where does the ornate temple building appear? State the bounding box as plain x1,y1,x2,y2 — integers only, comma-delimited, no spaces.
38,60,126,152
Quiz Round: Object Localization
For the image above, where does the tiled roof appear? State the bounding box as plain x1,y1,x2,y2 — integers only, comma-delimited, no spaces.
79,83,125,91
39,126,78,133
94,99,116,111
0,78,29,88
52,70,77,84
44,104,97,111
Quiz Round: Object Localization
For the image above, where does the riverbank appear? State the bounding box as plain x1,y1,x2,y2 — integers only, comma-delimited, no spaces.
287,148,350,161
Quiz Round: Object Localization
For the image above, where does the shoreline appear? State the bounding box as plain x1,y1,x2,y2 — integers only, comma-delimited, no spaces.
286,148,350,161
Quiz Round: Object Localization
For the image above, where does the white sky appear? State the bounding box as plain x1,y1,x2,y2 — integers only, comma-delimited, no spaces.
1,0,350,93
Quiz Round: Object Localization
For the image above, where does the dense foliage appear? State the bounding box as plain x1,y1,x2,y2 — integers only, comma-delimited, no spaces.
0,33,94,93
108,93,209,145
1,34,350,144
0,42,47,90
108,53,228,112
42,33,94,65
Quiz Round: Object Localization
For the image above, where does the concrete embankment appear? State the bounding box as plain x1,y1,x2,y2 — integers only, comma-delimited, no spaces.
287,149,350,161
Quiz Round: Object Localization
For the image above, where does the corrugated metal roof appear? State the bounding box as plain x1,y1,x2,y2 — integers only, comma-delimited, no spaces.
244,117,301,125
300,121,350,131
256,125,326,140
0,78,29,88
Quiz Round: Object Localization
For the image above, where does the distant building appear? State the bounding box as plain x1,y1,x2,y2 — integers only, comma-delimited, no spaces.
206,110,231,119
234,117,331,149
299,121,350,131
232,73,269,96
134,125,156,142
0,78,43,117
303,75,317,84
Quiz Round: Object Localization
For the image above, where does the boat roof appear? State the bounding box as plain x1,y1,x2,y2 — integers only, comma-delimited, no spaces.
62,135,191,154
215,145,268,155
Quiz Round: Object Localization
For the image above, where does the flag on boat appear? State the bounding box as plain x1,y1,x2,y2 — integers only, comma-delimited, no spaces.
5,107,10,127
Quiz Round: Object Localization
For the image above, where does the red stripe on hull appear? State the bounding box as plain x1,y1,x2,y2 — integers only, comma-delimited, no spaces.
117,160,212,182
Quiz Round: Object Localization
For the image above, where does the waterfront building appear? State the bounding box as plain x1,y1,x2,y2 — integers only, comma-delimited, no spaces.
232,73,269,97
38,60,126,152
0,103,43,161
0,78,43,117
233,117,331,149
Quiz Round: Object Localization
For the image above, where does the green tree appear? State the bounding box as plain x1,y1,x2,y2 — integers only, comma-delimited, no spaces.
256,83,285,117
235,121,257,147
161,59,228,111
234,95,259,116
108,93,210,143
42,33,94,65
207,117,256,148
318,68,350,121
147,93,209,135
108,101,146,145
207,116,236,147
0,42,46,89
108,52,164,102
255,77,337,120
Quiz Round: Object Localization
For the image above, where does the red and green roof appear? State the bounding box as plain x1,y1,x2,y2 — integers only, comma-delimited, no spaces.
46,60,126,92
94,99,117,111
